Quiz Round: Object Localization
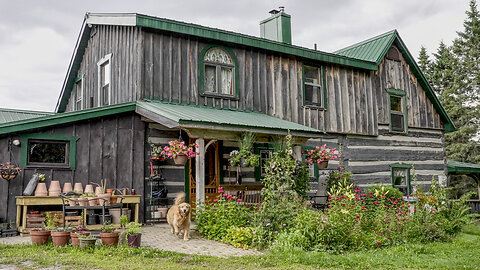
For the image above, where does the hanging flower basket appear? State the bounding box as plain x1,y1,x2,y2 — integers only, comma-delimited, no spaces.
304,145,341,170
0,162,21,181
161,140,198,166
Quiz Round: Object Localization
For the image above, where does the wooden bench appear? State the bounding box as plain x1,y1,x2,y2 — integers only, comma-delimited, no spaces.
221,184,263,208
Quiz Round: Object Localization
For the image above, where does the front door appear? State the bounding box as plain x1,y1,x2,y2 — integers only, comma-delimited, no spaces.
188,140,220,207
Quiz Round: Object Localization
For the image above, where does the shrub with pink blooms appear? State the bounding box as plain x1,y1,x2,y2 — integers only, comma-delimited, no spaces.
161,140,198,159
195,187,254,242
304,144,340,165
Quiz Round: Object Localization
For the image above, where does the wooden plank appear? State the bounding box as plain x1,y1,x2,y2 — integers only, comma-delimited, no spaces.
89,120,103,182
347,69,356,133
339,68,350,133
366,71,375,135
282,57,289,120
74,121,90,185
116,116,133,190
327,67,337,132
238,49,246,111
266,55,274,115
132,116,145,221
253,51,261,112
246,49,254,111
289,59,299,124
260,54,267,113
102,117,118,188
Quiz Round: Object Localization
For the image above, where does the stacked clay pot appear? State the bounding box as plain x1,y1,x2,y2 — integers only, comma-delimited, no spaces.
73,183,83,194
63,182,73,193
34,183,48,196
48,181,61,197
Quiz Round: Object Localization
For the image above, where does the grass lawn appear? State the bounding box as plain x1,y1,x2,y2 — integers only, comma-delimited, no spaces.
1,225,479,270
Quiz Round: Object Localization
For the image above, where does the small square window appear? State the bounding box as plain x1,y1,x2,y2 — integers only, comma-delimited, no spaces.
391,165,411,195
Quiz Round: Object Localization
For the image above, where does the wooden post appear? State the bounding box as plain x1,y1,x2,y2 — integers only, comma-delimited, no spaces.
195,138,205,205
294,145,302,161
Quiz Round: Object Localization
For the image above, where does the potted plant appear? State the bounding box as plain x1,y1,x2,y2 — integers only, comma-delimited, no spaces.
78,194,88,206
51,226,72,247
87,193,97,206
161,140,198,165
124,222,142,248
109,190,118,205
0,162,22,181
115,215,129,245
92,179,111,206
30,211,55,245
305,144,340,169
100,222,119,246
78,234,97,248
71,227,90,247
150,144,168,164
68,195,78,207
229,133,260,168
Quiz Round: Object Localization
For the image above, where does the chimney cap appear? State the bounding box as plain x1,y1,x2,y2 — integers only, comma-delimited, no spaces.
269,9,280,15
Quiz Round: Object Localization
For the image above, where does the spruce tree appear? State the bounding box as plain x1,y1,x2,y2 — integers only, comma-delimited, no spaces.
418,46,433,83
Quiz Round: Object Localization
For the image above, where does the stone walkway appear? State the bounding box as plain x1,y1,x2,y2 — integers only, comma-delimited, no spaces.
0,224,260,258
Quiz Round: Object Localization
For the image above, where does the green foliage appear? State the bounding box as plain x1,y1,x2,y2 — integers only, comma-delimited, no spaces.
125,222,142,236
229,132,260,167
261,133,310,202
44,212,58,231
120,215,129,228
327,166,353,195
366,185,404,202
101,222,116,233
252,195,304,249
223,226,254,249
78,234,96,240
195,193,254,241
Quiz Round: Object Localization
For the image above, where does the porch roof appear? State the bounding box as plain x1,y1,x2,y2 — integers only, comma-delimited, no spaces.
448,160,480,174
136,100,322,137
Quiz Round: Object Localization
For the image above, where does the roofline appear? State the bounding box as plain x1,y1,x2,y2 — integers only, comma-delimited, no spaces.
0,108,54,115
55,13,378,113
0,102,137,135
448,160,480,174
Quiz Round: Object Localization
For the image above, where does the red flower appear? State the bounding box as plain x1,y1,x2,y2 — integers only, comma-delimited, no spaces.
377,241,381,246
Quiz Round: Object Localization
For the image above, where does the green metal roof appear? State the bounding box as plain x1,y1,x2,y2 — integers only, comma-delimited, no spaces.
333,30,455,132
0,101,321,137
0,102,137,135
136,100,322,136
448,160,480,174
0,108,53,125
334,30,397,64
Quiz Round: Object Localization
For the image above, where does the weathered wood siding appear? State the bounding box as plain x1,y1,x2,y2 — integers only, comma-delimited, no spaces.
0,113,145,223
65,25,143,112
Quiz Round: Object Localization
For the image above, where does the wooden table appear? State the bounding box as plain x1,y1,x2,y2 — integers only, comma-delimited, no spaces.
15,195,141,234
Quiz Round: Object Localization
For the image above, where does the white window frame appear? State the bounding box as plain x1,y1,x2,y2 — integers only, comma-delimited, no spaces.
74,75,83,110
97,53,112,107
303,65,325,108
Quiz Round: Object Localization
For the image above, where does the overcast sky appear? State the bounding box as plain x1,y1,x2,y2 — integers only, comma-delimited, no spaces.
0,0,470,112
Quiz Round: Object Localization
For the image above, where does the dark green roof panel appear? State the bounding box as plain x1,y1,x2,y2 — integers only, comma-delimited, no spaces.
448,160,480,174
334,30,397,64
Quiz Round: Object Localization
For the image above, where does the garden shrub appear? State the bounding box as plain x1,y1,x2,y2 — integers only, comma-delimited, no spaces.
195,190,254,241
327,166,353,193
223,226,254,249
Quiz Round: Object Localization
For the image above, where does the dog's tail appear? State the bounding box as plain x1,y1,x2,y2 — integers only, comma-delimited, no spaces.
174,192,186,206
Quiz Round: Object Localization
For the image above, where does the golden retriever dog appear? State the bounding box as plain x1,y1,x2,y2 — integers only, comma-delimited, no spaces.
167,192,191,241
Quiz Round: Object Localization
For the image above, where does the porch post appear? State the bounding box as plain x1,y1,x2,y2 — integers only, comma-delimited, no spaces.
195,138,205,205
294,145,302,161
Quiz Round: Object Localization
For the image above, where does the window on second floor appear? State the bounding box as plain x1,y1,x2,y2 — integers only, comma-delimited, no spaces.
74,76,83,110
97,54,112,107
200,46,238,98
303,65,326,108
387,88,407,134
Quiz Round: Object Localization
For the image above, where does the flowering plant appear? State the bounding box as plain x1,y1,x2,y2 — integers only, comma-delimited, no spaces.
229,133,260,167
0,162,22,180
305,144,340,165
161,140,198,159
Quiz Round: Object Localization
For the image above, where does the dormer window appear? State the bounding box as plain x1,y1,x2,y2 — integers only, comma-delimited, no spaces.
200,46,238,98
97,54,112,106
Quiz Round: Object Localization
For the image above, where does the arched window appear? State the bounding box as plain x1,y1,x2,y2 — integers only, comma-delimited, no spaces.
200,46,237,97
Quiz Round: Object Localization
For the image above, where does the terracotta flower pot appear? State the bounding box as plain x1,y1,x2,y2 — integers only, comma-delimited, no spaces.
100,231,119,246
158,207,168,218
88,197,98,206
106,189,114,194
71,231,90,247
127,233,142,248
78,197,88,206
97,193,111,206
84,184,94,194
34,182,48,196
73,183,83,194
49,181,61,197
318,160,329,169
95,187,103,196
69,198,77,207
63,182,73,194
110,195,118,205
79,238,96,248
174,154,188,165
30,230,51,245
51,231,71,247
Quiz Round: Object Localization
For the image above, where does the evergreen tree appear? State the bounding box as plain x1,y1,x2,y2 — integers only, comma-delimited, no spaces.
418,46,433,83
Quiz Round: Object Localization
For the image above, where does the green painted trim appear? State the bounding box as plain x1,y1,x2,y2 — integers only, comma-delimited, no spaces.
74,75,83,84
198,44,239,99
254,143,274,181
387,91,408,135
0,102,137,135
390,163,412,195
20,133,78,169
302,63,326,109
280,13,292,45
386,88,406,97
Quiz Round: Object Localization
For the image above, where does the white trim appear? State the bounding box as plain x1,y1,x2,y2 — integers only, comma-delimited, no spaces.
97,53,112,107
85,13,137,26
74,76,83,110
